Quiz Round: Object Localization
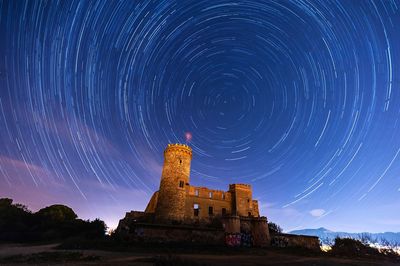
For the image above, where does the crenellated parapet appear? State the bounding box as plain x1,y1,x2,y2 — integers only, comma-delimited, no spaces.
164,143,192,158
229,184,251,190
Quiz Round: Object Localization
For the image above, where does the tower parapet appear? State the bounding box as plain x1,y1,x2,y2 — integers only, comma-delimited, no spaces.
164,143,192,157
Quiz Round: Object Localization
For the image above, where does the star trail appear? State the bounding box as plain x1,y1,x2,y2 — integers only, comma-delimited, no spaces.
1,0,400,232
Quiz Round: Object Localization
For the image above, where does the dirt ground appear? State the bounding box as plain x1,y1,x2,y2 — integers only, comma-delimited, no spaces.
0,243,398,266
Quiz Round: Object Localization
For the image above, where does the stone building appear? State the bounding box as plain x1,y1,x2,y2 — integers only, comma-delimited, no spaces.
117,143,270,247
146,144,261,221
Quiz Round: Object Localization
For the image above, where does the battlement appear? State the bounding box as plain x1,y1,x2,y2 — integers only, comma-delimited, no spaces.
229,184,251,190
191,186,226,193
165,143,192,156
188,186,232,201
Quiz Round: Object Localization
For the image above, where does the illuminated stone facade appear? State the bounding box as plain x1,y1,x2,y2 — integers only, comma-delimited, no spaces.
145,144,261,222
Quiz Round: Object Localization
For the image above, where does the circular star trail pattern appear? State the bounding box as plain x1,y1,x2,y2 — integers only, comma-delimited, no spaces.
1,1,400,231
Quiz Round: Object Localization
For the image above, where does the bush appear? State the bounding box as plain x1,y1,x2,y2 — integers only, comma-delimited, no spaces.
330,237,380,257
36,205,77,223
268,222,282,234
0,198,35,240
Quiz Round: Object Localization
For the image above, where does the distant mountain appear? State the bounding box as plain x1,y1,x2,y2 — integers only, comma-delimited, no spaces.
289,227,400,245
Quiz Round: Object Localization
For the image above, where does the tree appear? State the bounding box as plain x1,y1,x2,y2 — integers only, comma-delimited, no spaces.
87,218,107,238
331,237,380,257
36,204,77,222
0,198,34,241
268,222,283,234
0,198,13,207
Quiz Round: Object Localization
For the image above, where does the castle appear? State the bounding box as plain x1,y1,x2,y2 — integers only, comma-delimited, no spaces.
116,143,270,247
146,143,261,221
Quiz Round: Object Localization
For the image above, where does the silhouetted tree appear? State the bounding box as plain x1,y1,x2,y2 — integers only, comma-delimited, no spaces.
0,198,107,242
268,222,283,234
0,198,13,207
0,198,34,241
87,218,107,238
36,204,77,222
331,237,380,257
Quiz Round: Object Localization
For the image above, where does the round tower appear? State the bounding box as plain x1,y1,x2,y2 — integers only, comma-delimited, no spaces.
155,143,192,222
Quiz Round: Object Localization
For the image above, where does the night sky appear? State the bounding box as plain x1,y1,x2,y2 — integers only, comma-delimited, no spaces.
1,0,400,233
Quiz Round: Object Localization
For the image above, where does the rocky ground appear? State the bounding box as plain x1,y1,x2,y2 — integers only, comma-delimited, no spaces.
0,243,399,265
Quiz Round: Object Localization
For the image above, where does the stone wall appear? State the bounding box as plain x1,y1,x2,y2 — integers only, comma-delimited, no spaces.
187,186,231,199
144,191,158,213
117,214,270,248
185,186,232,220
221,216,241,233
250,217,270,247
271,233,320,250
252,200,260,217
221,216,270,247
117,222,225,245
116,211,154,235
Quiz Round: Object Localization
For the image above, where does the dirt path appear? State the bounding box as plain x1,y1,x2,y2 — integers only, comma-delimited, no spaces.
0,243,398,265
0,243,59,256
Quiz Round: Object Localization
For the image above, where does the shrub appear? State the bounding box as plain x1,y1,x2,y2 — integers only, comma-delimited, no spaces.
330,237,380,257
268,222,283,234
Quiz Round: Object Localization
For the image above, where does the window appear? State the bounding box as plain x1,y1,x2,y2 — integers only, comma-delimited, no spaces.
208,206,213,216
194,204,199,217
222,193,225,200
248,212,252,217
195,189,199,196
179,159,182,164
179,180,184,188
222,208,227,216
247,199,250,203
209,192,213,198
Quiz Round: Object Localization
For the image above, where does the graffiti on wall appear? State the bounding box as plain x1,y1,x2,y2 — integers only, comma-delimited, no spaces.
271,236,289,247
225,233,253,247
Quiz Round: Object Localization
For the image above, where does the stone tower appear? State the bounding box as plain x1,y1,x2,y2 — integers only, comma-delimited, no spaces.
155,143,192,222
